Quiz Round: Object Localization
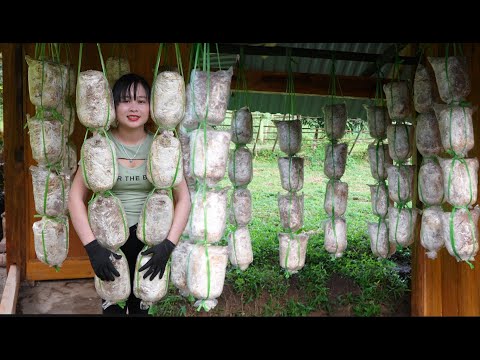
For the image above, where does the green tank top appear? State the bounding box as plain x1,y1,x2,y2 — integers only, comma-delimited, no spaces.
107,130,155,227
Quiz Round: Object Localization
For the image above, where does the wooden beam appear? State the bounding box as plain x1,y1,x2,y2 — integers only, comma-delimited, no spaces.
214,43,418,65
1,43,27,279
234,69,378,99
0,265,20,314
26,258,94,281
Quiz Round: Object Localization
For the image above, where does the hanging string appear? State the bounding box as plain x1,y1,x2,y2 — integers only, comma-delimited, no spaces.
239,47,249,109
234,47,249,111
215,43,222,71
282,48,296,121
96,43,112,130
328,55,337,106
444,43,466,107
174,43,184,78
392,44,403,82
374,65,386,107
150,43,165,126
325,54,342,257
188,43,213,311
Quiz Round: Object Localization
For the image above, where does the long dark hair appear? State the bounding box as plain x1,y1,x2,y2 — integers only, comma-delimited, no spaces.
112,73,151,107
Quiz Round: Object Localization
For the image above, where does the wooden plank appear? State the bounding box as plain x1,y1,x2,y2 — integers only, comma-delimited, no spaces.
441,249,459,316
457,42,480,316
410,221,424,316
0,265,20,314
1,43,27,278
458,261,479,315
467,42,480,315
411,245,443,316
425,247,443,316
26,258,94,281
424,254,443,316
235,70,378,99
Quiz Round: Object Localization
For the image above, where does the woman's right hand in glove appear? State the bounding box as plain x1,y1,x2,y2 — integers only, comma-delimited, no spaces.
84,240,122,281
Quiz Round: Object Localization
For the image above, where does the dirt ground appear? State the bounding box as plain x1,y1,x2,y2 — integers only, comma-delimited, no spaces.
0,267,6,300
181,273,410,317
4,268,410,316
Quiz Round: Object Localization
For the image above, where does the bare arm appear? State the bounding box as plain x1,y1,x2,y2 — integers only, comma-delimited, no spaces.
68,170,95,246
166,177,191,245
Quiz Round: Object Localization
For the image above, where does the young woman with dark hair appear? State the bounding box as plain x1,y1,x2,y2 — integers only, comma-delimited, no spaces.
69,73,191,315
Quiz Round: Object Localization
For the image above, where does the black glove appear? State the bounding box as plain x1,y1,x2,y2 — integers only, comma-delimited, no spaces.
139,239,176,281
84,240,122,282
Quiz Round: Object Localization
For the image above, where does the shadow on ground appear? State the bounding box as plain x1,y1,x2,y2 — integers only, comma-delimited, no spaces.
16,279,102,315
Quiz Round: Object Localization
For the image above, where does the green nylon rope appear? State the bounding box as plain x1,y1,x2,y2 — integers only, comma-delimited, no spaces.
392,163,414,246
231,228,240,270
447,103,469,157
174,43,184,78
105,190,128,246
418,156,444,208
80,128,92,190
374,218,381,257
445,44,453,104
449,207,476,268
100,128,117,187
444,123,476,267
96,43,112,130
141,188,158,246
191,43,212,306
150,43,164,126
447,157,473,207
41,218,50,265
135,245,147,295
147,128,182,190
327,142,339,255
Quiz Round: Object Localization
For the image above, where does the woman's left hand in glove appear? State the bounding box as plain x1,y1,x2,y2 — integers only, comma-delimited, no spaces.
139,239,176,281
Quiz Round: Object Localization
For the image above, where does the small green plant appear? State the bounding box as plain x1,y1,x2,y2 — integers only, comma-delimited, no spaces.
149,289,190,317
153,131,410,317
280,299,315,316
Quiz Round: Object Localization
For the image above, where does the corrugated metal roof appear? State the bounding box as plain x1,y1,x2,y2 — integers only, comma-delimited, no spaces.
242,43,394,76
228,91,373,119
214,43,415,120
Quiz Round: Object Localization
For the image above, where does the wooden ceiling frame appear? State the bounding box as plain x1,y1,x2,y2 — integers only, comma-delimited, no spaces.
212,43,418,66
212,43,417,100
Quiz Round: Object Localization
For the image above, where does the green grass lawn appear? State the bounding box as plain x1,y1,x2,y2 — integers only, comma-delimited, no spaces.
151,133,411,317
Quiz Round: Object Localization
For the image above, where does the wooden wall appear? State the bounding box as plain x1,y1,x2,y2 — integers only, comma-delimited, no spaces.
411,43,480,316
1,44,27,280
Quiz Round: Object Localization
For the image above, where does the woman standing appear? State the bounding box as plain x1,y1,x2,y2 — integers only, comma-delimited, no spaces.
69,73,191,315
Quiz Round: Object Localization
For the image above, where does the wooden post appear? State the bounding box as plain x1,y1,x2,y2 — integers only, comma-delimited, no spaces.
271,133,278,152
312,128,319,150
259,114,265,143
252,115,263,157
1,43,27,280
